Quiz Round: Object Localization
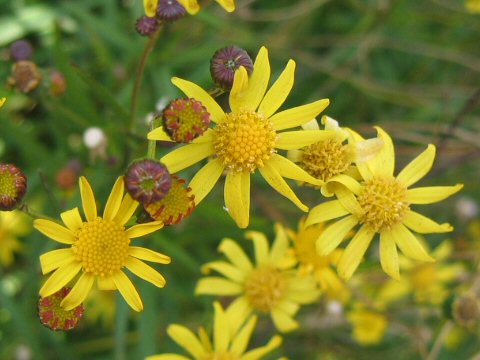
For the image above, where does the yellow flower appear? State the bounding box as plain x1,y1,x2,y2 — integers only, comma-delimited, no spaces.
144,0,235,16
284,218,350,302
0,210,30,267
347,307,388,346
148,47,331,228
306,127,463,280
0,97,6,108
196,224,320,333
35,176,171,312
465,0,480,13
146,302,282,360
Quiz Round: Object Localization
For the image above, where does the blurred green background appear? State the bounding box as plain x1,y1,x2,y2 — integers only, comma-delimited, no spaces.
0,0,479,359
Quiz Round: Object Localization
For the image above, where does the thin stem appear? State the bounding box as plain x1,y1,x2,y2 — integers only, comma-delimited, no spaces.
18,203,57,222
426,320,454,360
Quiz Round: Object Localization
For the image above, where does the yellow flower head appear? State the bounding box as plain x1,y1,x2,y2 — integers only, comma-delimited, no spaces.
0,98,6,108
347,307,388,346
144,0,235,16
196,224,320,333
285,218,350,302
0,210,31,267
35,176,171,312
465,0,480,13
149,46,331,228
146,301,282,360
306,127,463,280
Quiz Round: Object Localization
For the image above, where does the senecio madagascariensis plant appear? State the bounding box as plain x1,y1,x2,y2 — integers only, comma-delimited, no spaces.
34,176,171,312
306,128,463,280
144,0,235,17
149,46,333,228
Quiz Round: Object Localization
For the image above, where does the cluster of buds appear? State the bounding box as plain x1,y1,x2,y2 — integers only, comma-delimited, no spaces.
0,163,27,211
136,0,186,36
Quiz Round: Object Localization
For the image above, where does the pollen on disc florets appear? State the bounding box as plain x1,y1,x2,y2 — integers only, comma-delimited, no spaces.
72,218,130,276
213,110,276,173
163,98,211,143
244,266,287,313
357,177,410,232
300,138,354,183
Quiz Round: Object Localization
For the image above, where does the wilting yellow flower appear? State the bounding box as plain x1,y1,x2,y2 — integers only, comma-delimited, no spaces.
284,218,350,302
306,127,463,280
287,116,382,194
0,97,6,108
0,210,30,267
35,176,171,312
347,307,388,345
149,47,331,228
466,0,480,13
378,241,464,305
196,224,320,333
146,302,282,360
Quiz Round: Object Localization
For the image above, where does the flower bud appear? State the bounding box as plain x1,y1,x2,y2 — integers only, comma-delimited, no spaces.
157,0,186,22
125,159,172,204
7,61,42,93
453,294,480,328
38,287,85,331
163,98,211,143
10,40,33,61
49,70,67,97
210,46,253,90
0,163,27,211
135,16,159,36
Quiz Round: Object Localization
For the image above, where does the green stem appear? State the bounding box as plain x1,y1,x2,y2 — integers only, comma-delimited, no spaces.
114,294,129,360
18,203,56,221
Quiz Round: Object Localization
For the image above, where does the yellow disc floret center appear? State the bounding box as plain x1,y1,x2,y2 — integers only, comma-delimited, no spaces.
0,171,17,197
300,139,354,182
244,266,287,312
213,110,276,173
73,218,130,276
357,177,410,232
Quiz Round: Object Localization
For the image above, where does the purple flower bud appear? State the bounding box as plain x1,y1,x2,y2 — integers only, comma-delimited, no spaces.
135,16,159,36
10,40,34,61
125,159,171,204
210,46,253,90
0,163,27,211
157,0,186,22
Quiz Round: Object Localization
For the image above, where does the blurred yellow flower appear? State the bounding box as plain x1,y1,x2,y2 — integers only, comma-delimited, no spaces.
146,302,282,360
347,307,388,346
35,176,171,312
149,46,331,228
196,224,320,333
0,210,30,267
285,218,350,302
144,0,235,16
465,0,480,13
306,127,463,280
0,97,6,108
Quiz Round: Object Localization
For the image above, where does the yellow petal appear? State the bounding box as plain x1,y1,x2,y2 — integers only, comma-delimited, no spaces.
146,355,190,360
147,126,174,142
143,0,159,17
379,232,400,280
270,98,330,131
213,302,230,352
230,315,256,355
103,176,125,221
236,46,270,112
125,221,163,239
195,277,243,295
406,184,463,204
40,248,75,274
337,225,375,280
396,144,435,187
171,77,224,122
125,257,166,288
335,185,363,217
79,176,97,221
275,130,337,150
229,66,250,113
61,272,95,310
60,208,83,232
388,224,434,262
201,261,245,282
218,238,253,272
305,200,350,226
258,60,295,118
113,193,138,226
34,219,76,244
259,162,308,212
161,142,214,174
224,171,250,228
97,276,117,290
245,230,269,265
316,215,358,256
271,309,298,332
167,324,204,358
39,261,82,297
0,97,6,107
276,300,300,316
225,297,252,337
215,0,235,12
242,335,282,360
189,159,225,205
129,246,171,264
327,174,362,195
265,154,323,186
346,128,374,181
287,288,321,304
112,271,143,312
403,211,453,233
269,223,289,263
369,127,395,177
